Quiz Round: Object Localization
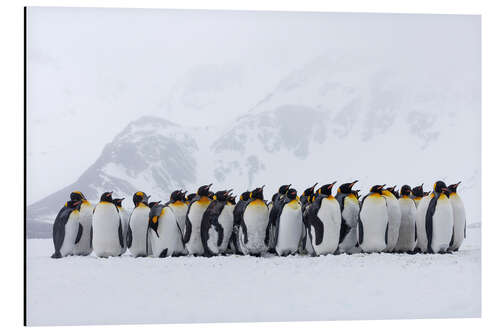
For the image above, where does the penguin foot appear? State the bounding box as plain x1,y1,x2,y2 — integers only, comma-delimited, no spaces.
51,252,62,259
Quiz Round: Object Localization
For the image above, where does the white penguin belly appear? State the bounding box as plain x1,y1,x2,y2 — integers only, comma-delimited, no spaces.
449,194,466,251
128,205,150,257
150,207,184,257
395,197,417,252
218,204,234,253
59,210,80,256
92,203,122,257
275,201,303,256
359,195,388,253
431,196,454,253
186,200,211,255
338,196,360,253
415,196,432,252
241,200,269,255
383,193,402,252
72,202,93,255
311,197,341,255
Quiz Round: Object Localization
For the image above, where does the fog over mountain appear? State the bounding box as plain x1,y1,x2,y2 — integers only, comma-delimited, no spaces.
26,8,480,237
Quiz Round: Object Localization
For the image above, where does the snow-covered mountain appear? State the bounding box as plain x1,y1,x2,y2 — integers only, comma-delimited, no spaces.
27,56,480,237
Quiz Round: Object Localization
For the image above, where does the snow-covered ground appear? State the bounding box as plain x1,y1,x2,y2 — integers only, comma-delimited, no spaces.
26,225,481,326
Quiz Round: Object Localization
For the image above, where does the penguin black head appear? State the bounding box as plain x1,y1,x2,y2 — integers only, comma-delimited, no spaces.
112,198,125,207
286,188,298,199
240,191,251,201
412,184,424,198
386,185,399,199
214,189,232,202
100,192,113,203
197,184,213,197
228,195,236,205
318,182,336,196
66,199,82,210
250,185,265,200
302,183,318,197
337,180,358,194
170,190,185,202
186,193,197,202
369,185,385,194
148,201,162,208
448,181,462,193
278,184,292,195
433,181,448,194
133,191,149,207
70,191,86,201
400,185,412,197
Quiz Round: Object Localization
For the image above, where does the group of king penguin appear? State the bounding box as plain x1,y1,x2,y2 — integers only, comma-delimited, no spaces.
50,180,466,259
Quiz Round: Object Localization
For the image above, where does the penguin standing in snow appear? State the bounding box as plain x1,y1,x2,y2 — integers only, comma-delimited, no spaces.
92,192,124,258
448,182,466,251
415,188,433,253
267,184,292,252
201,190,233,256
305,182,342,256
112,197,128,255
382,186,402,252
51,197,82,258
239,186,269,256
358,185,389,253
218,193,235,254
299,183,318,254
148,200,184,257
419,181,454,253
165,190,189,255
335,181,361,254
274,188,303,256
184,184,213,256
127,191,151,257
229,191,250,254
394,185,417,253
71,191,93,256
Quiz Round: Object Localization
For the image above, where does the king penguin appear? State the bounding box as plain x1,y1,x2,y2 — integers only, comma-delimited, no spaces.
394,185,417,253
201,190,232,256
418,181,454,253
218,192,235,254
127,191,151,257
448,182,466,251
51,196,82,258
299,183,317,255
229,191,251,254
382,186,402,252
304,182,342,256
239,186,269,256
92,192,124,257
274,188,303,256
335,181,361,254
358,185,389,253
71,191,93,256
267,184,292,252
148,200,184,257
184,184,213,256
165,190,189,255
112,197,128,255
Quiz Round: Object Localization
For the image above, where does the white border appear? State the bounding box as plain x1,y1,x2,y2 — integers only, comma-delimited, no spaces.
1,0,498,332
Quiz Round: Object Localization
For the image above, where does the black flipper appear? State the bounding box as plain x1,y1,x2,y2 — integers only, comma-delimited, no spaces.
358,220,364,245
118,220,124,248
384,223,389,245
74,223,83,244
90,225,93,249
240,220,248,244
449,231,455,247
425,194,439,253
414,223,417,241
159,248,169,258
126,224,133,248
216,224,224,247
273,199,289,247
184,216,192,244
305,196,326,246
176,222,185,246
339,223,351,244
464,220,466,239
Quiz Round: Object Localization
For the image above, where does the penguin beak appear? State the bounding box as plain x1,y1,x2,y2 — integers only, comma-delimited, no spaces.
207,184,213,190
349,180,358,189
260,185,266,190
